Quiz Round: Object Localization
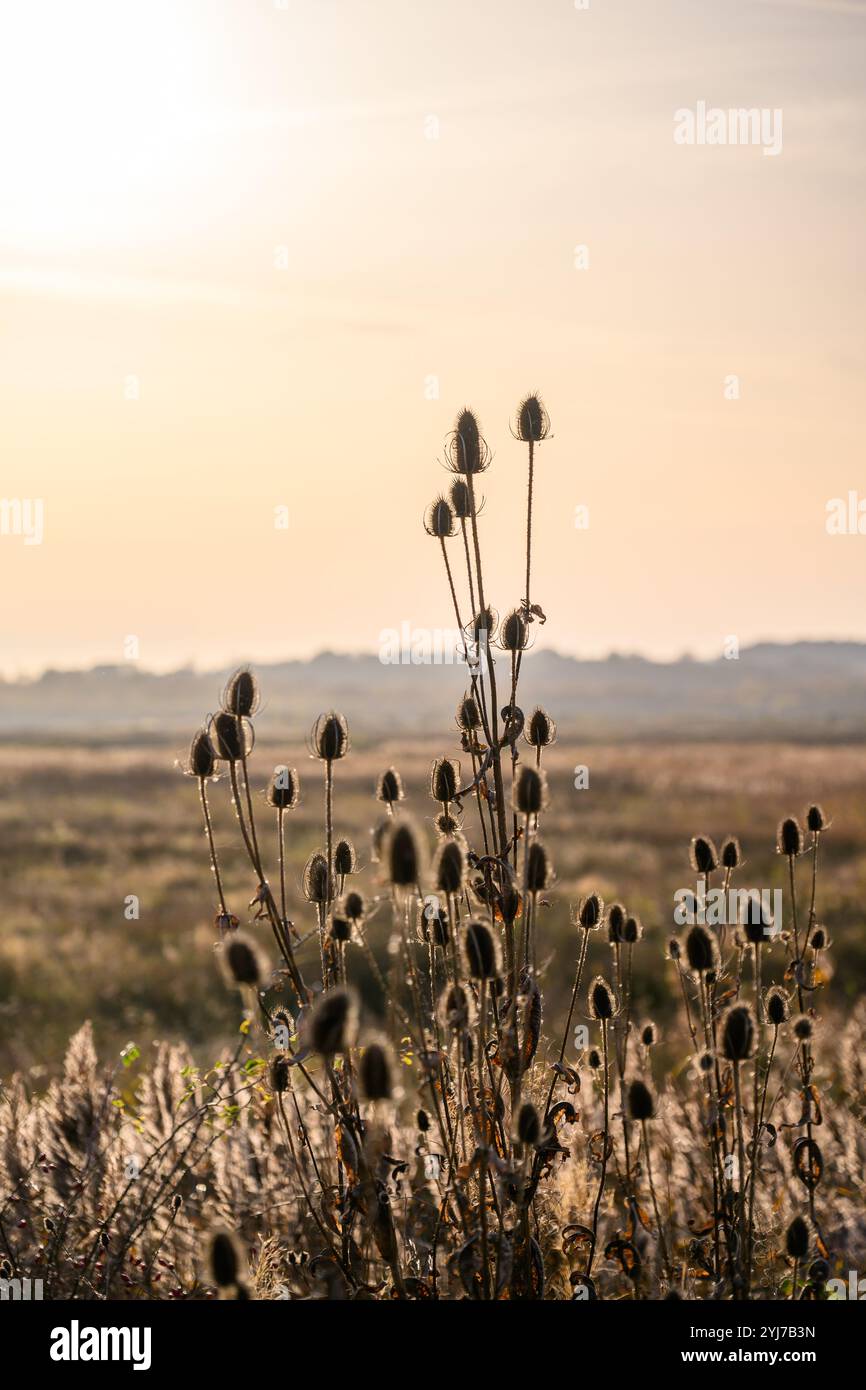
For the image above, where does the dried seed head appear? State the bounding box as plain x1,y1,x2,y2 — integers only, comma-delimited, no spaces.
269,1055,290,1094
721,1004,756,1061
515,394,550,444
222,933,266,989
500,608,529,652
446,407,490,475
627,1079,655,1122
526,841,552,894
421,902,450,947
623,915,643,944
462,920,499,980
342,890,365,923
607,903,626,944
267,765,299,810
386,818,424,889
430,757,460,804
328,915,351,943
588,1048,602,1069
210,710,251,763
765,986,790,1027
515,1101,542,1147
690,836,719,874
685,925,720,975
424,495,455,539
417,1108,430,1132
312,711,349,762
449,478,472,518
222,668,259,718
333,838,357,877
359,1040,393,1101
186,729,216,779
210,1230,244,1288
456,693,482,732
588,975,617,1021
471,605,498,647
786,1215,810,1260
377,767,404,808
303,852,334,904
578,894,604,930
641,1021,658,1048
720,836,741,869
434,837,466,895
809,925,828,951
304,987,357,1056
667,935,682,960
524,706,557,749
512,765,548,817
436,811,462,836
440,982,473,1033
499,883,521,926
777,817,804,857
792,1014,814,1042
742,891,773,944
806,804,827,833
698,1050,715,1073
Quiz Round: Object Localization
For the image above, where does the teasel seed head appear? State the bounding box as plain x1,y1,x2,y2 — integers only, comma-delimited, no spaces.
267,765,299,810
312,710,349,762
462,920,499,980
303,852,334,905
623,914,643,944
809,925,828,951
449,477,472,519
627,1079,656,1122
685,925,720,975
376,767,404,808
430,757,460,804
210,1230,244,1289
222,933,267,989
209,710,251,763
720,836,741,869
806,804,828,833
578,893,604,930
186,728,216,779
328,914,352,943
641,1021,658,1048
446,407,490,475
435,811,462,836
515,393,550,444
607,903,626,944
434,836,466,895
515,1101,542,1147
424,495,455,539
765,986,790,1027
690,835,719,874
222,668,259,718
524,706,557,750
500,608,529,652
667,935,682,960
588,1047,602,1070
359,1040,393,1101
386,818,424,889
721,1003,756,1061
333,838,357,877
526,840,552,894
588,975,617,1021
304,987,358,1056
421,902,450,947
417,1108,430,1132
440,982,473,1033
792,1014,814,1042
777,817,804,857
456,693,482,733
698,1050,715,1073
342,889,365,923
742,890,773,944
269,1054,290,1094
499,882,521,926
786,1215,810,1260
512,764,548,817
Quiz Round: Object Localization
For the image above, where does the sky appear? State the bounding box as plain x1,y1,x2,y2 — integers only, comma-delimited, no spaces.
1,0,864,677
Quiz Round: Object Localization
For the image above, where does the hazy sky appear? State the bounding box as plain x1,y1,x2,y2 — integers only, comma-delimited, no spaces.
1,0,864,676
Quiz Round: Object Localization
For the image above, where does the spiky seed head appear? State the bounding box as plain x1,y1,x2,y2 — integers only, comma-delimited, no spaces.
417,1108,430,1132
430,757,460,804
328,915,351,943
343,890,365,923
686,925,719,975
606,903,626,944
589,975,617,1021
627,1079,655,1121
434,837,466,895
526,841,551,894
456,694,482,732
377,767,404,807
742,891,773,944
765,986,790,1027
471,606,498,648
312,711,349,762
359,1040,393,1101
524,706,557,749
463,920,499,980
500,608,528,652
721,836,741,869
641,1021,658,1047
421,904,450,946
515,394,550,443
809,925,827,951
806,804,827,833
269,1055,290,1094
436,811,462,836
512,765,547,817
210,1230,244,1288
721,1004,756,1061
303,852,333,905
304,987,357,1056
698,1050,715,1073
449,477,472,518
499,883,521,926
267,765,299,810
515,1101,542,1147
386,819,423,888
222,668,259,718
447,407,490,475
667,935,682,960
440,982,473,1033
690,836,719,874
424,496,455,539
623,915,643,944
588,1048,602,1070
786,1215,810,1260
222,934,266,989
209,710,250,763
578,894,604,930
186,729,216,779
792,1014,814,1042
333,838,357,877
777,817,804,857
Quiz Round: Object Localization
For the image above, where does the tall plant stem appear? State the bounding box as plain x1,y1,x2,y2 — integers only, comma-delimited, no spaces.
641,1119,672,1283
198,778,227,915
586,1019,610,1279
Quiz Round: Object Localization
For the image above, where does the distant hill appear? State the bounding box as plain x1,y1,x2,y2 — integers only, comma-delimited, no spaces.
2,642,866,743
